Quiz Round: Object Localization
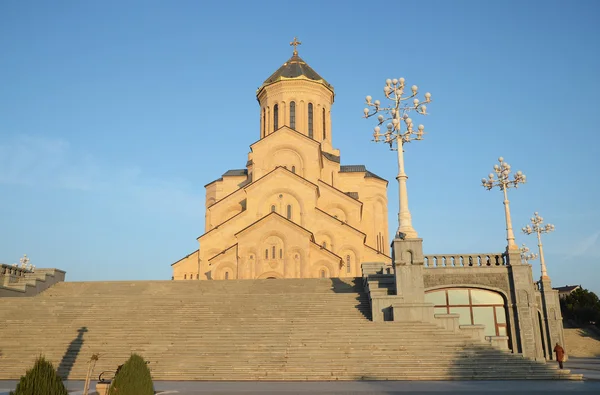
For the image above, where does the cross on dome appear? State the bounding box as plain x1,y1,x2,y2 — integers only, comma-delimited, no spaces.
290,37,302,56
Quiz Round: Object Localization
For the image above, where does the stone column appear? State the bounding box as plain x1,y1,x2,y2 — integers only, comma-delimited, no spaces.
507,249,545,360
539,276,565,360
391,238,434,323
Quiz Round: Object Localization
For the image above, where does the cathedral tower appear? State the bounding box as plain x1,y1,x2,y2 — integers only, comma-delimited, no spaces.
172,40,391,281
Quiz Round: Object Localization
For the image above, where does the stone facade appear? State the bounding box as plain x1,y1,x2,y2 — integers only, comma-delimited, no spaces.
171,50,391,281
363,243,565,361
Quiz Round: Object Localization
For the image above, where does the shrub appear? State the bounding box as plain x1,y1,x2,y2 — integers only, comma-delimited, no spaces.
108,353,153,395
10,356,67,395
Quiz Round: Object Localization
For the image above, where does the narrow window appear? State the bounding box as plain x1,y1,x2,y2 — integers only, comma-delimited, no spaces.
290,101,296,129
196,273,199,279
279,249,283,259
287,204,292,219
265,249,269,259
322,108,326,139
271,205,276,213
291,166,296,173
346,255,351,273
272,246,276,259
184,274,187,279
273,104,279,130
322,241,327,249
225,272,229,280
262,108,266,137
320,270,326,278
308,103,313,138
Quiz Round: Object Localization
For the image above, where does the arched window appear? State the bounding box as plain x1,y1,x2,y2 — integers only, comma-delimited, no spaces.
291,166,296,174
273,104,279,130
322,241,327,249
287,204,292,219
320,270,326,278
290,101,296,129
265,249,269,259
346,255,351,273
262,108,266,137
196,273,199,279
425,288,508,341
322,108,326,139
184,274,187,279
272,246,276,259
225,272,229,280
279,249,283,259
271,205,276,213
308,103,313,138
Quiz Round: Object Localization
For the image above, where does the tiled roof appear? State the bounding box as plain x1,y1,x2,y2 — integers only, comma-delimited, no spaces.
340,165,387,182
345,192,359,199
322,152,340,163
554,285,581,293
340,165,366,173
222,169,248,177
259,54,333,92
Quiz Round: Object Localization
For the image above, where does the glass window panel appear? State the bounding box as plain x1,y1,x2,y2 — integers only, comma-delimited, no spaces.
434,307,448,315
425,291,447,306
308,103,314,138
495,306,507,324
498,326,507,336
448,289,470,305
471,289,504,305
449,307,472,325
473,306,497,337
290,101,296,129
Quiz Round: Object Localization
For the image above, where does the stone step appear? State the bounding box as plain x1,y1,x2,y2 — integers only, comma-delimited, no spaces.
0,278,580,381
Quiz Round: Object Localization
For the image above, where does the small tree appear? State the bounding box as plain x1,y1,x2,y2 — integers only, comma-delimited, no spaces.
108,353,153,395
11,356,67,395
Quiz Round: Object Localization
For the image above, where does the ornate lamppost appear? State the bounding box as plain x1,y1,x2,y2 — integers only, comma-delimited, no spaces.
520,243,538,264
481,157,526,251
522,212,555,279
363,78,432,239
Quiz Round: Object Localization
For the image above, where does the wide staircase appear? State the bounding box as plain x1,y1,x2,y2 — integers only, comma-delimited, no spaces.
0,278,581,380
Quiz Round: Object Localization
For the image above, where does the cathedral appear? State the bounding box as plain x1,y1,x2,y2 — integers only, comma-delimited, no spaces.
171,41,392,281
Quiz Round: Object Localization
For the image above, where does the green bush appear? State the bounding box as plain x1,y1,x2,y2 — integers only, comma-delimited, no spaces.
108,353,153,395
560,288,600,325
10,356,67,395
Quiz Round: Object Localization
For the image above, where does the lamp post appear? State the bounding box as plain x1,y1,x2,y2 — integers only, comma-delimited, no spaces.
363,78,432,239
522,212,555,279
520,243,538,265
481,157,526,251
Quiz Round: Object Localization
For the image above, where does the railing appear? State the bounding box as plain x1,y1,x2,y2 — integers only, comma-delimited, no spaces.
423,253,507,268
0,263,33,277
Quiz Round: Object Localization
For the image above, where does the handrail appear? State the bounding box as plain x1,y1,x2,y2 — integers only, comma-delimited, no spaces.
423,253,507,268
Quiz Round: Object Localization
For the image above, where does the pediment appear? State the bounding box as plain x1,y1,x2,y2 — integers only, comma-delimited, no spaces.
235,212,314,241
244,166,318,195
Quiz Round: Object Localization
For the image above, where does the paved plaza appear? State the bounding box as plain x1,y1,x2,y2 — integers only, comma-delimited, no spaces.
1,358,599,393
2,371,600,395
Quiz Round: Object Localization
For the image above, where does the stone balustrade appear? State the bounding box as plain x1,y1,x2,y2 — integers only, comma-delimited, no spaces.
1,263,32,277
423,253,507,268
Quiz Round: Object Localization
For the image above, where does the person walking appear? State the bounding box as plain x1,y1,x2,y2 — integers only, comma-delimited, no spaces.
553,342,566,369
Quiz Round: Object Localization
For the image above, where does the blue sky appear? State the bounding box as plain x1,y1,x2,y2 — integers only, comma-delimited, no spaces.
1,1,598,294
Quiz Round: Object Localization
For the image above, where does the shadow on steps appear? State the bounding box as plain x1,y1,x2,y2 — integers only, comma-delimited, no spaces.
57,326,87,380
330,277,371,321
